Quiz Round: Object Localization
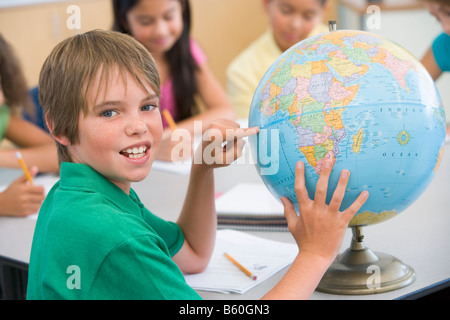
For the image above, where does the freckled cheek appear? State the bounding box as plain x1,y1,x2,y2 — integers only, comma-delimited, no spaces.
149,122,163,144
84,125,118,153
146,113,163,144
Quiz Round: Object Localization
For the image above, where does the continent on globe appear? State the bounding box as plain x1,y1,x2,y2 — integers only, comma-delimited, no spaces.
249,30,446,227
352,128,363,153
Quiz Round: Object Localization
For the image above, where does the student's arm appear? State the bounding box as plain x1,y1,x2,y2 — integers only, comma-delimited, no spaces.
262,161,368,300
421,46,443,81
0,114,59,172
172,120,258,273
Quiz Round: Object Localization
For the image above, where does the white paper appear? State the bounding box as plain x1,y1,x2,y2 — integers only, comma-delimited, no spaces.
215,183,284,217
184,229,298,294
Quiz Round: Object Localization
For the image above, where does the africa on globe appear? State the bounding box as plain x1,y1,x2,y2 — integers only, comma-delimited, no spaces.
249,30,446,227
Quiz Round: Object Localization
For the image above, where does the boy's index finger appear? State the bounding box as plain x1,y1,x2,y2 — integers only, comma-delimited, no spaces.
233,126,260,140
204,125,260,142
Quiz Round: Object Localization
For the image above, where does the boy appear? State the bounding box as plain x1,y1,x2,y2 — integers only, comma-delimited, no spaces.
227,0,329,118
27,30,367,300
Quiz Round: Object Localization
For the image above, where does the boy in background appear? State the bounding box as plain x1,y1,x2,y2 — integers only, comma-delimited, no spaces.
227,0,329,118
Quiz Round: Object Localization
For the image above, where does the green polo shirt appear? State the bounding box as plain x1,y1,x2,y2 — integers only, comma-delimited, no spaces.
27,162,201,300
0,104,11,140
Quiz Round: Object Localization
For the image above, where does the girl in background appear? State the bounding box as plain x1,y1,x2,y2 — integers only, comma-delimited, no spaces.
112,0,236,161
420,0,450,139
0,34,58,216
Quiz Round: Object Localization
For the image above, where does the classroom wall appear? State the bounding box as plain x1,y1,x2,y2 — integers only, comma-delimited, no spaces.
0,0,338,89
0,0,113,88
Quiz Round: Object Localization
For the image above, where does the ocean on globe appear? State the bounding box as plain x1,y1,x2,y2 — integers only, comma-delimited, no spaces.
248,30,446,227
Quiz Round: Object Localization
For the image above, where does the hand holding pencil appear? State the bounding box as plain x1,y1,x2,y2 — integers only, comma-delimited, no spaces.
0,155,45,217
16,151,34,185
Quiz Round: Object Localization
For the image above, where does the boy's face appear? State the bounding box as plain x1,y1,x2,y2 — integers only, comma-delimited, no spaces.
427,2,450,35
264,0,325,52
68,67,162,193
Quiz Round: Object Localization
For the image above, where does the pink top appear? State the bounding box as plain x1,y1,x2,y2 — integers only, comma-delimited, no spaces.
160,38,206,128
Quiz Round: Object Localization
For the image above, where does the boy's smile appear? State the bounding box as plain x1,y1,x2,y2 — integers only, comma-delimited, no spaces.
67,67,162,194
120,143,150,160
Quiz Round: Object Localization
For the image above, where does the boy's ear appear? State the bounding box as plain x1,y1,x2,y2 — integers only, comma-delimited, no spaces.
45,113,70,146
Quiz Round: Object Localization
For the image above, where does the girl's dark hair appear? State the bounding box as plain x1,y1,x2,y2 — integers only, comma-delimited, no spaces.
0,34,34,116
112,0,198,122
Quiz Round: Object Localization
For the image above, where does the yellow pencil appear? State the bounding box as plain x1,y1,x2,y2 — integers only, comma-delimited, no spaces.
162,109,177,132
224,252,257,280
15,151,33,185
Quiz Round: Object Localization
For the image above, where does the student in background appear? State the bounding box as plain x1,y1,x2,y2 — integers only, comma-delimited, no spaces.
421,0,450,80
227,0,329,118
0,35,58,217
112,0,236,162
27,30,368,300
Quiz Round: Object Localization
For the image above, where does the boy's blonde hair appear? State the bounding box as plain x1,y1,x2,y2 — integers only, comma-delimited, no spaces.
39,29,160,164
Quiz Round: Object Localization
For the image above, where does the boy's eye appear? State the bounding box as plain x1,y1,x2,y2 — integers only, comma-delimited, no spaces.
141,104,157,112
101,110,117,118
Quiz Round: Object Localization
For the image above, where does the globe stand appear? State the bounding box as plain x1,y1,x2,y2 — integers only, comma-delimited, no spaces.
316,226,415,295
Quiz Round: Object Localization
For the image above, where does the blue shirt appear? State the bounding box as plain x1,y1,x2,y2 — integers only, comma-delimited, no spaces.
432,32,450,72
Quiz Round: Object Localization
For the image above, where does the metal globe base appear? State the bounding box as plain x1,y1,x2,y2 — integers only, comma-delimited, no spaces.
316,226,416,295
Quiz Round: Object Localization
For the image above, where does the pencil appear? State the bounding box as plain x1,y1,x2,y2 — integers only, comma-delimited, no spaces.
224,252,257,280
15,151,33,185
162,109,177,131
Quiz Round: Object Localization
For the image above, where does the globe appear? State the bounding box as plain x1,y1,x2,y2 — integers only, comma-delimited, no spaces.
249,30,446,228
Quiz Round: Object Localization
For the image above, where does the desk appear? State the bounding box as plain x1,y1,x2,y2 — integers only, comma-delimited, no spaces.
1,149,450,300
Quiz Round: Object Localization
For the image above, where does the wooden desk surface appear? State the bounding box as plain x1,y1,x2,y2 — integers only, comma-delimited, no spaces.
1,147,449,300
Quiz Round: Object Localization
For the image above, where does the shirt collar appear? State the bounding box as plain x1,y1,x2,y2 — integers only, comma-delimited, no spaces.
59,162,144,215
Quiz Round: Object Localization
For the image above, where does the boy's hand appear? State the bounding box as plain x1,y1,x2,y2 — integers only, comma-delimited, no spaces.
195,119,259,168
157,128,193,162
281,161,369,263
0,166,45,217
